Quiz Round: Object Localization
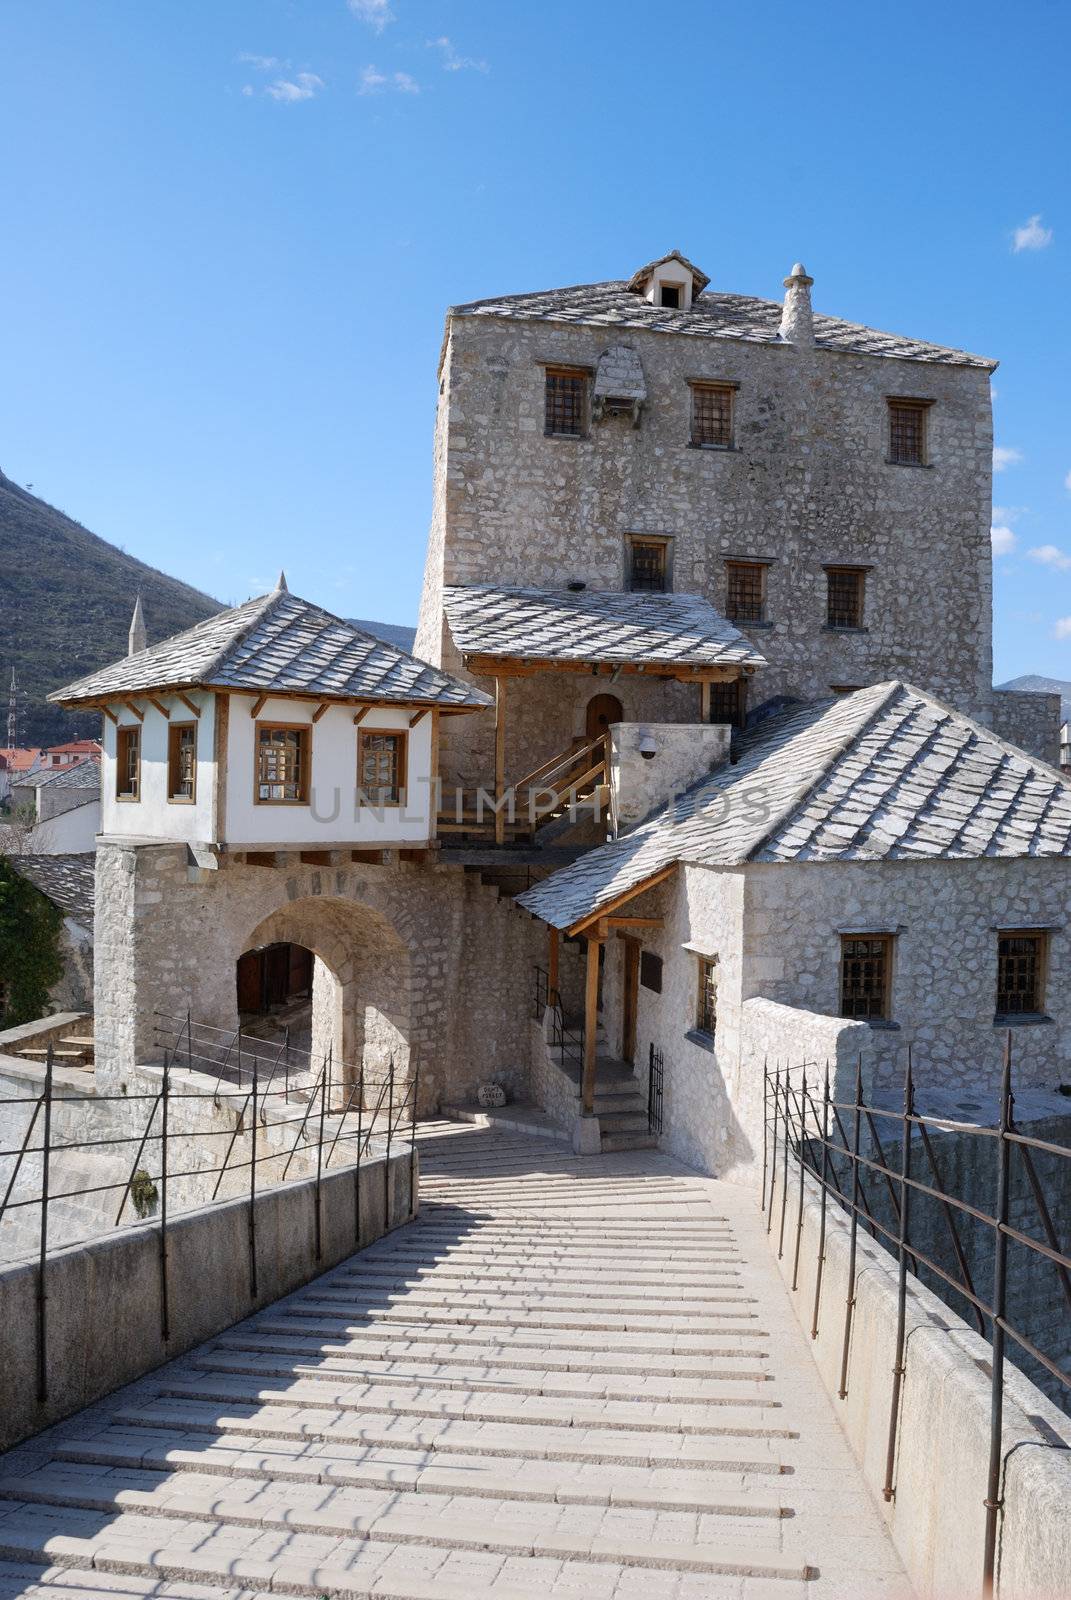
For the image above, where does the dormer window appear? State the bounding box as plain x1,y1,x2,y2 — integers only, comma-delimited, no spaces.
626,251,709,313
659,283,681,309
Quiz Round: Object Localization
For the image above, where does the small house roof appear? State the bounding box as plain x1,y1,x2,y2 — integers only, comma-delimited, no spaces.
8,854,95,926
18,760,101,792
442,585,765,671
50,588,490,712
517,681,1071,930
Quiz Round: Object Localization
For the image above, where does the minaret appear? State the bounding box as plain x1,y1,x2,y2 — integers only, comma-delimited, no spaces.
779,262,815,346
275,570,288,592
128,595,147,656
6,667,16,748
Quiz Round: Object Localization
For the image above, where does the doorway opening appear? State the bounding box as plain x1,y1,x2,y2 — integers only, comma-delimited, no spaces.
236,941,314,1048
586,693,624,743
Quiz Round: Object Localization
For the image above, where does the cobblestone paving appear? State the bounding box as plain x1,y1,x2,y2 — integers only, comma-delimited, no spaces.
0,1121,913,1599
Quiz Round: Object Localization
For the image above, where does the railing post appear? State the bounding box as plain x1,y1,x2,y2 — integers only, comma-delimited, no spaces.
883,1050,913,1502
811,1064,831,1339
792,1067,808,1290
159,1048,170,1344
248,1055,258,1302
838,1056,864,1399
355,1068,364,1246
982,1034,1013,1597
35,1042,54,1405
284,1025,291,1104
408,1058,419,1220
315,1054,328,1263
778,1070,791,1259
186,1007,193,1076
384,1056,396,1228
760,1060,769,1212
766,1065,779,1235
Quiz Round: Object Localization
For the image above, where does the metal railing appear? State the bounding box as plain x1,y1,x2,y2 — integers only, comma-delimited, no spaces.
533,965,585,1073
762,1038,1071,1597
648,1042,664,1135
0,1012,419,1404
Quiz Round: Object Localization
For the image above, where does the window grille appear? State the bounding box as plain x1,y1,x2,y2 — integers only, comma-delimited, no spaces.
726,561,766,623
697,957,718,1036
889,400,927,465
690,384,734,447
628,539,668,593
359,731,407,805
826,567,865,629
544,369,586,437
167,724,196,801
840,935,892,1020
116,726,140,800
996,931,1046,1016
707,679,744,727
257,726,308,803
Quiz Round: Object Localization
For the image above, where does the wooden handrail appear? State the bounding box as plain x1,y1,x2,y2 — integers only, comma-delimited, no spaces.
514,732,607,796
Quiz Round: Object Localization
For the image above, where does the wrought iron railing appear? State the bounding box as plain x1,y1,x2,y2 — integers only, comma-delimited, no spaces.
762,1039,1070,1597
533,964,585,1073
0,1012,419,1405
647,1042,664,1135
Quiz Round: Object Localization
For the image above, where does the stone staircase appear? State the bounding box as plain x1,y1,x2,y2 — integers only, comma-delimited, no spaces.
0,1119,913,1599
552,1018,657,1153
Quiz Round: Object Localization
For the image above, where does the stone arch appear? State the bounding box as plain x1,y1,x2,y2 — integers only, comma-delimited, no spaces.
236,891,411,1095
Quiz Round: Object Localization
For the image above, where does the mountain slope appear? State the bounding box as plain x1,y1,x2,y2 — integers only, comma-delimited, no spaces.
0,468,221,746
347,618,416,652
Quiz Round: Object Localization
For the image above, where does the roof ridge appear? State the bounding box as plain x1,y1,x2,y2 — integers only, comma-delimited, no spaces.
199,589,289,681
896,679,1071,785
740,681,906,862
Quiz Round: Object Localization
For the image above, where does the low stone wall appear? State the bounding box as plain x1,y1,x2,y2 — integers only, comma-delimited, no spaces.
529,1012,580,1137
990,688,1062,768
767,1164,1071,1599
0,1142,415,1453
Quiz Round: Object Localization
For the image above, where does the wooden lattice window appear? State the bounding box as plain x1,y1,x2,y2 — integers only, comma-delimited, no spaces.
690,383,734,448
888,400,930,466
840,935,893,1021
696,957,718,1037
544,368,587,437
707,678,745,728
725,561,766,624
996,931,1047,1018
359,730,407,805
167,723,197,803
826,567,866,629
628,537,669,593
256,724,309,803
116,725,140,801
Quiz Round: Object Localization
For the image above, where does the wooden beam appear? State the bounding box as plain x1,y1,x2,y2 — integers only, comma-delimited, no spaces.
548,926,560,999
123,701,144,723
176,693,201,719
249,694,268,719
311,702,331,724
700,681,712,723
581,935,602,1117
494,675,506,848
353,707,371,726
408,707,430,729
147,696,170,720
429,709,440,841
567,863,678,937
101,706,118,726
465,655,739,683
604,916,663,930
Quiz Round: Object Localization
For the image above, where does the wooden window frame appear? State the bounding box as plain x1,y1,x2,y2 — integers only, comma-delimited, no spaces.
254,721,311,806
115,725,141,803
887,397,933,467
166,721,197,805
825,565,867,631
995,929,1049,1021
543,365,589,439
626,533,672,594
725,560,767,624
839,934,894,1022
695,955,718,1039
689,381,735,449
357,727,409,808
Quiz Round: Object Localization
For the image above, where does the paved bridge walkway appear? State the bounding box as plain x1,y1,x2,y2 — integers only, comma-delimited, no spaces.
0,1120,911,1600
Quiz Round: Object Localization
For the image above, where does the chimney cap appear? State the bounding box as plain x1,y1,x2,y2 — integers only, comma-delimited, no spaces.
784,262,814,287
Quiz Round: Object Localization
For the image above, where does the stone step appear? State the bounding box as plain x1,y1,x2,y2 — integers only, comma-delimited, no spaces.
218,1327,772,1378
597,1113,653,1133
0,1562,240,1600
601,1133,660,1152
158,1371,794,1437
245,1315,772,1359
51,1433,789,1515
107,1398,790,1471
191,1348,778,1404
357,1242,742,1266
271,1297,766,1335
340,1252,742,1283
0,1479,811,1584
296,1282,757,1313
329,1268,745,1299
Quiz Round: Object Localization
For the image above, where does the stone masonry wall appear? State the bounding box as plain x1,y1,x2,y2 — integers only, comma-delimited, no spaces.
990,688,1062,767
418,312,995,726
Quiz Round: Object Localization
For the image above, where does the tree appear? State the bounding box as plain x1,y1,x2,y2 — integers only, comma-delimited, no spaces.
0,857,63,1026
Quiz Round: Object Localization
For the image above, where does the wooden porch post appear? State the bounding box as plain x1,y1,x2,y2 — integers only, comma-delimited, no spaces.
581,935,602,1117
548,925,560,1000
494,674,506,847
700,680,712,723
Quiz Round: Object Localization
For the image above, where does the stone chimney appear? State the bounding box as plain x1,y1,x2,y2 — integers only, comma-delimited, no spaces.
128,595,147,656
779,262,815,346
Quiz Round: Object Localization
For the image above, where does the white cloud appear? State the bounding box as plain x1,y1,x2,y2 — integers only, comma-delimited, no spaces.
359,64,418,94
349,0,393,30
993,446,1023,472
1028,544,1071,571
991,526,1018,557
1012,214,1053,253
241,84,254,97
238,53,283,71
1064,470,1071,493
1053,618,1071,640
266,71,323,102
427,35,489,72
992,504,1027,525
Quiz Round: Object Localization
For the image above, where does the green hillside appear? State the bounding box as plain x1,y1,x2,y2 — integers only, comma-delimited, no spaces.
0,467,221,747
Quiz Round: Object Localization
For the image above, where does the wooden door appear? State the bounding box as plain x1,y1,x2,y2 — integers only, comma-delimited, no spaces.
236,949,264,1014
621,937,640,1065
586,694,623,743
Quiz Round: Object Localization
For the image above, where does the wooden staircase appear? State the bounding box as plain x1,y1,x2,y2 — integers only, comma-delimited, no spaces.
437,732,609,843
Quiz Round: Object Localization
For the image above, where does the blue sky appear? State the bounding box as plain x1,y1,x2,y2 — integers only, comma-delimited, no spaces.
0,0,1067,684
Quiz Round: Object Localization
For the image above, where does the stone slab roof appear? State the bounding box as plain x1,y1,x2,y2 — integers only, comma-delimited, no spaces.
443,586,765,670
451,282,996,370
17,760,101,792
51,589,489,711
9,854,95,926
517,682,1071,929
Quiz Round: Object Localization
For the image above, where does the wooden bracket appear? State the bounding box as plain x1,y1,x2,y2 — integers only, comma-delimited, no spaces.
123,701,145,723
408,707,430,729
353,707,371,726
176,693,201,719
250,694,268,719
311,702,331,724
147,696,170,720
